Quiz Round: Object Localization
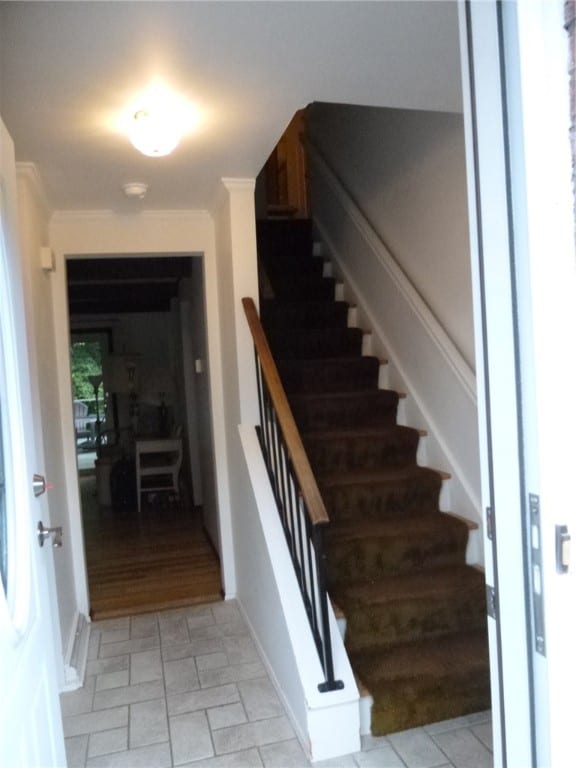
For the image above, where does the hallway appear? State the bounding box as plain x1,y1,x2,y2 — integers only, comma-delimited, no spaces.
61,601,493,767
81,476,222,619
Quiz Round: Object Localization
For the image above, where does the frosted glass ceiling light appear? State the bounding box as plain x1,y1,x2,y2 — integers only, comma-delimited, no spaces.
129,108,182,157
122,83,201,157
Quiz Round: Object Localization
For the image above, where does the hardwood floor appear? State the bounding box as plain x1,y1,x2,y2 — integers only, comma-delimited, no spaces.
80,475,222,619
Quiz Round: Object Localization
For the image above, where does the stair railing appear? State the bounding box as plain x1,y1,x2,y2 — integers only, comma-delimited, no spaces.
242,297,343,693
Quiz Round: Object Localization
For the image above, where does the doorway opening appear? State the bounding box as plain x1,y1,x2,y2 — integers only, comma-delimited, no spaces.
66,254,222,619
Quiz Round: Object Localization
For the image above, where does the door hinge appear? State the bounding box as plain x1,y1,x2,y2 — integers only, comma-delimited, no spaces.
529,493,546,656
486,506,494,540
486,584,497,619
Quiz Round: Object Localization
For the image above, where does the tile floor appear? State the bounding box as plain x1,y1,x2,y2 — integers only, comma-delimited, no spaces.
61,600,493,768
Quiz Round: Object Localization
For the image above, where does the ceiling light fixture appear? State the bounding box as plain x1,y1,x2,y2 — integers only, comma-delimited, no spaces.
126,84,198,158
129,108,182,157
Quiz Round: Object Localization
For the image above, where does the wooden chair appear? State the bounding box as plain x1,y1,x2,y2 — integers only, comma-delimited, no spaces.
74,400,96,447
135,438,183,514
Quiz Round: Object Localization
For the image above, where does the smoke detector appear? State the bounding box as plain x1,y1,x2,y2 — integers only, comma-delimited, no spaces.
122,182,148,199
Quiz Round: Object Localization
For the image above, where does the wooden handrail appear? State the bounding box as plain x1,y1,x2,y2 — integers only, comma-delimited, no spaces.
242,297,329,527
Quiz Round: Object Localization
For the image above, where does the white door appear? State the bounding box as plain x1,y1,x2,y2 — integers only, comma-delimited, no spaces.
0,118,66,765
460,1,576,766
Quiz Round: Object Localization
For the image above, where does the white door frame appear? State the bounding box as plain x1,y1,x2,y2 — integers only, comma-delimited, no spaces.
460,1,576,765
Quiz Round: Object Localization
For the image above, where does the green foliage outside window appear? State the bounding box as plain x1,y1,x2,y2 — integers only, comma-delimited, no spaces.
70,340,103,415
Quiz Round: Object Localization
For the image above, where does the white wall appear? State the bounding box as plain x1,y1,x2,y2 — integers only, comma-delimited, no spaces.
307,103,474,368
209,179,260,593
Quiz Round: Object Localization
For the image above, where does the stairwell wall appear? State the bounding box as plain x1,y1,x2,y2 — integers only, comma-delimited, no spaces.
306,104,482,555
307,104,474,367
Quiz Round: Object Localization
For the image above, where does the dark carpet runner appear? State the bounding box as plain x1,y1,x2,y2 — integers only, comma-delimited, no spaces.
257,218,491,735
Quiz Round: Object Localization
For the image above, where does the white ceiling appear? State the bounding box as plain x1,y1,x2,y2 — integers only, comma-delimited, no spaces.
0,1,462,213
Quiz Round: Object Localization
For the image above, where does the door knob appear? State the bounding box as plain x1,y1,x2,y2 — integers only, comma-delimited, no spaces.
37,521,63,548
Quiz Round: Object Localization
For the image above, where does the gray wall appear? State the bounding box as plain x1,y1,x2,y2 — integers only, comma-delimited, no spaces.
307,103,474,368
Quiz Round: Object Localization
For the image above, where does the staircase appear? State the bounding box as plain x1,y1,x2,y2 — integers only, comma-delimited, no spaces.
257,218,491,735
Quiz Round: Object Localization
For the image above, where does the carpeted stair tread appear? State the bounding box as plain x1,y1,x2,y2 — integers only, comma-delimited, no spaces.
267,326,364,360
318,463,443,489
326,512,468,542
304,425,418,440
333,566,486,651
303,425,420,472
336,564,485,605
277,356,380,394
351,629,489,683
289,389,399,430
318,464,443,521
350,630,490,734
325,513,470,583
260,299,350,329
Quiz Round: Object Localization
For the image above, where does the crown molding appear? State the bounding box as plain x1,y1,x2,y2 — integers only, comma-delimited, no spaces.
211,177,256,215
16,162,52,218
221,178,256,192
50,208,212,223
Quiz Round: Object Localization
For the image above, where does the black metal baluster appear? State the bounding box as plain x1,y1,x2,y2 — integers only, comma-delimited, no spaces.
245,299,343,694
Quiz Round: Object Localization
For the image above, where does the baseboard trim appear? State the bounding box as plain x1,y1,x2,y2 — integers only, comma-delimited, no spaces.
61,611,91,692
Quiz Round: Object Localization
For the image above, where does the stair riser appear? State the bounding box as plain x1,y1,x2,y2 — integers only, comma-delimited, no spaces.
267,276,335,301
268,328,364,360
343,593,487,652
305,431,419,473
370,678,491,736
326,530,469,584
264,264,325,292
261,301,349,330
278,358,380,394
290,396,398,431
257,219,313,255
320,476,442,522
